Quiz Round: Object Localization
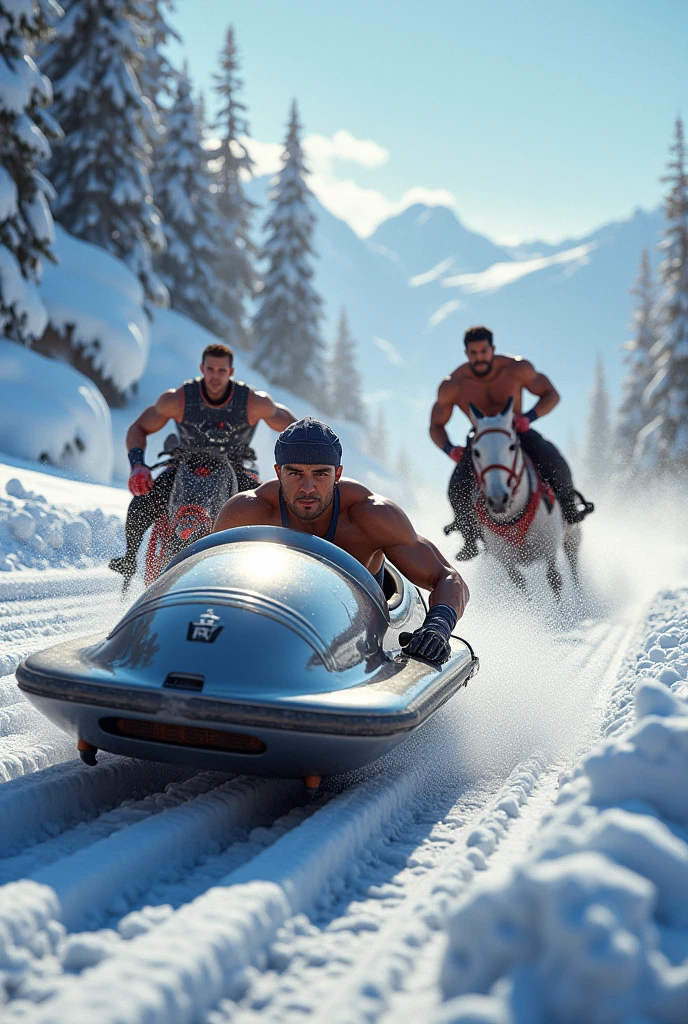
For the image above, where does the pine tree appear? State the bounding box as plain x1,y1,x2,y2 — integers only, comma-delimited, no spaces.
41,0,167,306
153,68,228,336
582,354,612,487
252,100,325,401
211,25,256,349
651,117,688,468
137,0,178,117
137,0,179,206
0,0,60,345
616,248,661,464
328,308,366,425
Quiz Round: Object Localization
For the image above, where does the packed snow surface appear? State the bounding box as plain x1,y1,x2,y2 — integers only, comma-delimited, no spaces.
0,461,686,1022
438,589,688,1024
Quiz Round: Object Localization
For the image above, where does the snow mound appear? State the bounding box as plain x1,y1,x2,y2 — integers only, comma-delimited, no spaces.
0,476,122,572
0,342,115,484
0,245,47,343
438,589,688,1024
40,226,150,394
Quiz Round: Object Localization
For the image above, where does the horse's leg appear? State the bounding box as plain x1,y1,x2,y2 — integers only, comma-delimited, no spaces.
564,525,581,589
507,564,527,592
546,555,563,600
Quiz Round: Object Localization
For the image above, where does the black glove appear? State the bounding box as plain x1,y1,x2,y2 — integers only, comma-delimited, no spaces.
399,604,457,667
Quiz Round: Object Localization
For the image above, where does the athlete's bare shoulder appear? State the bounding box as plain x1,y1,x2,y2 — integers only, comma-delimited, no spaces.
154,386,184,420
449,362,472,382
347,487,416,546
435,365,470,403
338,477,373,506
496,353,534,374
213,485,277,532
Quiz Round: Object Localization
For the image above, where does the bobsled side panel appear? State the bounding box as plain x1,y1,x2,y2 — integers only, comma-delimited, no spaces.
18,690,405,775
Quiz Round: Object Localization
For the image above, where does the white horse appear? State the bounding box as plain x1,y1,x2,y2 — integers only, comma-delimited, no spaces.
467,398,581,596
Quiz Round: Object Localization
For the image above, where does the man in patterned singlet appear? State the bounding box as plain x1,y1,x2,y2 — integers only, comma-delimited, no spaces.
109,343,296,583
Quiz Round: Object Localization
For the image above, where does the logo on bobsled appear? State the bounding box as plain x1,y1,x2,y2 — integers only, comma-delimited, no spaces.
187,608,224,643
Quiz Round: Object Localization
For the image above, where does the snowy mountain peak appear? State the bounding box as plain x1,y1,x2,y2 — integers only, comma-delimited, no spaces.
370,201,513,277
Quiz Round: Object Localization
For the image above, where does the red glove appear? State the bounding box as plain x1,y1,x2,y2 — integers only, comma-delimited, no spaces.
128,465,154,496
513,414,531,434
448,445,466,463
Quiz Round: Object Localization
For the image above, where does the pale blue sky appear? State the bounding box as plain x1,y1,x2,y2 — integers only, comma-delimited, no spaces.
168,0,687,243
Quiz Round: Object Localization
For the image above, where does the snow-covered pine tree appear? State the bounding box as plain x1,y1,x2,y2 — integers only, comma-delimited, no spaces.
616,248,661,465
137,0,178,117
41,0,167,306
252,100,325,401
650,117,688,469
582,354,612,487
153,67,228,336
211,24,256,349
0,0,61,345
328,308,366,424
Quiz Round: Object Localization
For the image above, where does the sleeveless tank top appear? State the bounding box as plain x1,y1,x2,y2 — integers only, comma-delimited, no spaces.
178,379,257,460
278,486,385,590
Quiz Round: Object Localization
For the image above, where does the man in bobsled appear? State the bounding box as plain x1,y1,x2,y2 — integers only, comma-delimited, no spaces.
109,342,296,584
213,417,469,667
429,325,594,560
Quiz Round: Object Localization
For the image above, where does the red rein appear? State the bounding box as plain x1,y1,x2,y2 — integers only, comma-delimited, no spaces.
471,427,526,494
472,426,553,549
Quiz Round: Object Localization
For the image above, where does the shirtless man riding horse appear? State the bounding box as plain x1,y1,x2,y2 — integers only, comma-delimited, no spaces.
430,325,593,560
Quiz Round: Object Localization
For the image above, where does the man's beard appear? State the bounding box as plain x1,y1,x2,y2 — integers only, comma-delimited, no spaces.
284,487,335,522
470,359,493,377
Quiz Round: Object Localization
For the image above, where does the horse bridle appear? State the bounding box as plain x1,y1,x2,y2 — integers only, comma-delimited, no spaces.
471,425,526,499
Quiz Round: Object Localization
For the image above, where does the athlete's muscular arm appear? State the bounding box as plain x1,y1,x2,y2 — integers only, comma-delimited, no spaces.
212,490,274,532
429,378,458,451
125,390,184,453
356,498,469,619
247,390,296,432
518,360,559,419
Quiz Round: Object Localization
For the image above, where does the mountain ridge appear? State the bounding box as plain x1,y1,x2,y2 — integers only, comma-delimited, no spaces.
244,175,663,476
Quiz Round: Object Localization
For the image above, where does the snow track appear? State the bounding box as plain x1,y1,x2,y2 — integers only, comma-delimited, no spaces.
0,583,636,1022
0,574,123,782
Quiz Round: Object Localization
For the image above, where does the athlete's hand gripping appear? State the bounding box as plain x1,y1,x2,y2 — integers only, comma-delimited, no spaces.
128,465,153,496
127,447,153,496
514,409,538,434
513,414,531,433
399,604,457,667
442,442,465,463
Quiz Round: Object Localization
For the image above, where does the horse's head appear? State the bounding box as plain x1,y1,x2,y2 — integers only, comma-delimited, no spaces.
468,397,524,515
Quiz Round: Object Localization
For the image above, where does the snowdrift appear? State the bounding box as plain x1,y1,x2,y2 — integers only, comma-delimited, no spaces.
1,225,388,492
437,589,688,1024
39,226,150,398
0,474,122,574
0,342,114,484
